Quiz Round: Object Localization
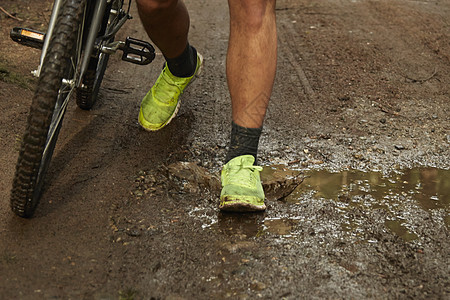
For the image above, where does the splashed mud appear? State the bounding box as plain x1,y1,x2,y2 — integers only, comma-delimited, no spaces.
167,162,303,201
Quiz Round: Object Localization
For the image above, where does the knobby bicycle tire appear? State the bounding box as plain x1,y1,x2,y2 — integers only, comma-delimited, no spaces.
76,0,123,110
76,54,110,110
10,0,86,218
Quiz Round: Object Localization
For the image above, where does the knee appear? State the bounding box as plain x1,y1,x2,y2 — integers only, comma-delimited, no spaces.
136,0,179,17
231,0,276,30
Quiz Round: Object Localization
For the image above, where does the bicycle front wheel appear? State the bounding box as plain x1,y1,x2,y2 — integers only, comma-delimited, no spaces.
10,0,86,218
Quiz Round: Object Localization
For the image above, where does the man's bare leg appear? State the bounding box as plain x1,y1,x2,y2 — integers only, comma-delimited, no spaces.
220,0,277,212
227,0,277,129
136,0,190,58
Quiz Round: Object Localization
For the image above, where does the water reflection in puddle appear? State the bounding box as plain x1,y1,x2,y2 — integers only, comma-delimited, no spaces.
284,167,449,240
287,168,449,210
384,220,419,242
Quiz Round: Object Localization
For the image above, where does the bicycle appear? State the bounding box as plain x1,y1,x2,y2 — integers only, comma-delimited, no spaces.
9,0,155,218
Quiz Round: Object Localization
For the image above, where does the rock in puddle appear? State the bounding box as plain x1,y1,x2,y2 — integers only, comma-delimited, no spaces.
167,162,304,201
167,162,221,193
260,164,304,201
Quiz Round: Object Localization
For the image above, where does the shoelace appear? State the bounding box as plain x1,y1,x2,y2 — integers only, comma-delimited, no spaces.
226,165,263,186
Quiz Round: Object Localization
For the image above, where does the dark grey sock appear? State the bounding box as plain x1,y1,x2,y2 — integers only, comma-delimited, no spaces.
225,121,262,164
164,43,197,78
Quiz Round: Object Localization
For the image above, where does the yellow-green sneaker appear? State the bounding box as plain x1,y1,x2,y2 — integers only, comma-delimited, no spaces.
138,53,203,131
219,155,266,212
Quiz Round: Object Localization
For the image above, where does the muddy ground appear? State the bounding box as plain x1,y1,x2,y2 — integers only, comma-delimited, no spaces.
0,0,449,299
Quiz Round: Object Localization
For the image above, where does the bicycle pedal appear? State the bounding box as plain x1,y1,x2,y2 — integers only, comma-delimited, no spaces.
121,37,155,65
10,27,45,49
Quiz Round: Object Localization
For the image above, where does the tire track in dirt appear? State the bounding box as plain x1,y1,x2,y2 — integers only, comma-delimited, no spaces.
277,21,315,101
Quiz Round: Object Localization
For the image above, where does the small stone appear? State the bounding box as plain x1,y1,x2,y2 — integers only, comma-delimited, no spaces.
251,281,267,291
329,107,337,112
338,96,350,101
126,230,141,237
394,145,405,150
353,153,363,160
380,118,386,124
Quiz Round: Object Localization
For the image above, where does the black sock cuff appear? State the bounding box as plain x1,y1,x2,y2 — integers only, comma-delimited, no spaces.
164,43,197,78
231,121,262,138
225,122,263,164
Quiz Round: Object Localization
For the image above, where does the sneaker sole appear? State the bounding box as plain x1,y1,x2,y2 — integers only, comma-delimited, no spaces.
219,197,266,212
138,53,204,132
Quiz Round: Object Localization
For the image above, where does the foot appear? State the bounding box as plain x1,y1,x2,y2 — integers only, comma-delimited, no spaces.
219,155,266,212
138,53,203,131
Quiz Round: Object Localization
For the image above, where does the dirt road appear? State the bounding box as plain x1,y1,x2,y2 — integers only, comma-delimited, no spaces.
0,0,449,299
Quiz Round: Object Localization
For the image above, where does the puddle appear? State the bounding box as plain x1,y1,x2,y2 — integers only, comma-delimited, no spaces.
384,220,419,242
263,218,300,236
286,167,449,210
285,167,449,240
180,163,449,241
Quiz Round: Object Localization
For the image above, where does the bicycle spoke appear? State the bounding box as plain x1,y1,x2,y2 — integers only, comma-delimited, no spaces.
43,90,73,158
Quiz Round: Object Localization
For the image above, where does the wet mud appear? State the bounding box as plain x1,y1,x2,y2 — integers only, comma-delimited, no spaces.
127,162,448,299
0,0,449,299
